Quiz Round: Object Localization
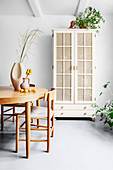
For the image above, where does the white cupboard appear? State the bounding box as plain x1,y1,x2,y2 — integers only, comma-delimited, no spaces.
52,29,96,118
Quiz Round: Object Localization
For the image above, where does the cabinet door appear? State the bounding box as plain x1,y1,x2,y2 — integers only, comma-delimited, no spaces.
54,31,74,103
75,32,95,103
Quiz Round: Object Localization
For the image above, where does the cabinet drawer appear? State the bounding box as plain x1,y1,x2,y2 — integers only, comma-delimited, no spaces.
55,104,93,110
55,110,95,117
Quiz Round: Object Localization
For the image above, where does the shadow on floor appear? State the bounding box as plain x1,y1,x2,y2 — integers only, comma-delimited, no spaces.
56,117,92,121
88,115,113,139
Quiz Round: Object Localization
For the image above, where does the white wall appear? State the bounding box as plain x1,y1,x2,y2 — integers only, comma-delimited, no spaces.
95,15,113,105
0,0,33,16
0,15,75,91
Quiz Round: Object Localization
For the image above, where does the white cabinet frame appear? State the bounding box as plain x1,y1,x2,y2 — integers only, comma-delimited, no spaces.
52,29,96,118
53,30,74,104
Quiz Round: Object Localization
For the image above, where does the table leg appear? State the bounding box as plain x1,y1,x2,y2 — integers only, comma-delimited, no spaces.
25,102,31,159
1,105,4,131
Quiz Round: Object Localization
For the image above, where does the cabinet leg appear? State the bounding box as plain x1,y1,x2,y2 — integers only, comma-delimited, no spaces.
91,118,95,122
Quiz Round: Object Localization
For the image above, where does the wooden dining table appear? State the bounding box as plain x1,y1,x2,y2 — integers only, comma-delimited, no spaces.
0,86,48,158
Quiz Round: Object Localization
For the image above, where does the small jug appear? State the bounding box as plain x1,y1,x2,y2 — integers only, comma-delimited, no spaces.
20,78,30,89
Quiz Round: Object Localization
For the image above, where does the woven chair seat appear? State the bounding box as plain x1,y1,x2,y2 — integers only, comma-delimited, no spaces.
19,106,54,119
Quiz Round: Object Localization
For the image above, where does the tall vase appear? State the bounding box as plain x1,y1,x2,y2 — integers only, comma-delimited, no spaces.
10,62,26,91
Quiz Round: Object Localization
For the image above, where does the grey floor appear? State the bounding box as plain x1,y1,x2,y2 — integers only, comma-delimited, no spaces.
0,115,113,170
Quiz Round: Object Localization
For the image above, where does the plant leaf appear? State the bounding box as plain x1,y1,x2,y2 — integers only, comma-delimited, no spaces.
109,112,113,119
89,6,92,11
99,92,103,96
103,83,108,88
101,113,103,117
91,103,98,108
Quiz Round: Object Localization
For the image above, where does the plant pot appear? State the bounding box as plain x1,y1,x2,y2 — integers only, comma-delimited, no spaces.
79,25,87,29
20,78,30,89
69,21,75,29
10,62,26,91
80,27,85,29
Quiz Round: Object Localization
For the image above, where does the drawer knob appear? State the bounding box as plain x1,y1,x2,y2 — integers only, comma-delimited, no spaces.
61,112,64,115
84,107,87,109
83,112,87,115
61,106,64,109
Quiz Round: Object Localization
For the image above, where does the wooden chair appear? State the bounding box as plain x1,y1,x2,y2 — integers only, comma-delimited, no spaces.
16,89,55,153
1,84,35,131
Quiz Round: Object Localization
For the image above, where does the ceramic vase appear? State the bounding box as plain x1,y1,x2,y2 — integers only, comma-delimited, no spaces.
20,78,30,89
10,62,26,91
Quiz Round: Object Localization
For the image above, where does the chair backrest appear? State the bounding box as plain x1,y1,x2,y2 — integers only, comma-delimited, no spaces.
43,89,56,118
44,90,55,102
44,90,55,114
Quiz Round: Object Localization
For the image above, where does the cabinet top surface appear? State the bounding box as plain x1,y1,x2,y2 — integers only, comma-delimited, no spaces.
52,28,96,32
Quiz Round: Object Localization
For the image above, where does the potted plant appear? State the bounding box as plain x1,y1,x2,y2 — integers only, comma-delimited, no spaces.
92,82,113,130
71,6,105,32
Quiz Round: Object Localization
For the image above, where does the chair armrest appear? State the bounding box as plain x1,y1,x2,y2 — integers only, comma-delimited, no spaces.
29,84,35,87
51,88,55,91
36,88,55,106
36,96,44,106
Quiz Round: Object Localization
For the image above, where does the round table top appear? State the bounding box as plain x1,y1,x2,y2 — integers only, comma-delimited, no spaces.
0,86,48,105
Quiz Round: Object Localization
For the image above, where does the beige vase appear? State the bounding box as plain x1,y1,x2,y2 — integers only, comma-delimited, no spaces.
10,62,26,91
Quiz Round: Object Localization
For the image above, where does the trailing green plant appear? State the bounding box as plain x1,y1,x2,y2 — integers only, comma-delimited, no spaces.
17,28,39,63
92,81,113,130
74,6,105,32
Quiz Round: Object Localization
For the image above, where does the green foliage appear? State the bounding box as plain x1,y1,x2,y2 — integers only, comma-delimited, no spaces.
103,84,108,88
91,103,98,108
74,6,105,32
92,81,113,130
103,81,110,88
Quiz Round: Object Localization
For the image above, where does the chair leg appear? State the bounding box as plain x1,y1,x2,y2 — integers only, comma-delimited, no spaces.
51,115,55,137
1,105,4,131
31,102,34,123
16,115,19,153
31,119,34,123
37,119,40,128
47,118,50,152
37,99,40,106
13,107,15,122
